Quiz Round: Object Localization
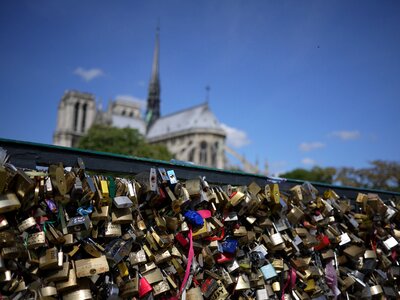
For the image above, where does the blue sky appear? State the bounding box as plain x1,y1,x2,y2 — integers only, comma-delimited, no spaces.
1,1,399,174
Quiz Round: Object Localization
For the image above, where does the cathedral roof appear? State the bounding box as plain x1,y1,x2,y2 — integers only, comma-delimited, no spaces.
146,103,226,140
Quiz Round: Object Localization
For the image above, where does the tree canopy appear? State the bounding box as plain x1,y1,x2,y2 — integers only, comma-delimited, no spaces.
77,124,173,161
280,167,337,184
335,160,400,192
280,161,400,192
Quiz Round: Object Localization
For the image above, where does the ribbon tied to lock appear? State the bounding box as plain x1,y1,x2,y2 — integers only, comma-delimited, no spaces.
179,210,212,296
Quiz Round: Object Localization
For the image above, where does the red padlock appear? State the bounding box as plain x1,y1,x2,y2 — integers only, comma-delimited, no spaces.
175,232,189,248
139,275,152,298
314,234,330,251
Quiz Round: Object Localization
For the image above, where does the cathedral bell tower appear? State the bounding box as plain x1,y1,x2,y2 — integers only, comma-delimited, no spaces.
145,26,161,131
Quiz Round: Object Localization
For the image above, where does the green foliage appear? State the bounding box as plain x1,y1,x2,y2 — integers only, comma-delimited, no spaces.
77,124,173,161
280,161,400,192
336,160,400,192
280,167,336,184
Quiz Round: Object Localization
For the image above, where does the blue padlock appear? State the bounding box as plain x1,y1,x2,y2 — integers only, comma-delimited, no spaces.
184,210,204,227
221,238,238,254
260,264,277,280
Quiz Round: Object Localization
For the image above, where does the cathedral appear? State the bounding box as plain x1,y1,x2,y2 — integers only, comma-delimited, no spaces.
53,29,227,169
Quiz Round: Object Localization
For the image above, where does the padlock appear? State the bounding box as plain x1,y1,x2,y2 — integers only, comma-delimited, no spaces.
143,267,163,284
102,274,120,300
75,255,109,277
235,274,250,291
62,286,92,300
187,286,204,300
104,222,121,237
287,206,305,225
154,249,171,264
39,286,58,298
39,247,59,270
45,260,70,282
27,231,46,249
111,207,133,224
260,264,277,280
202,277,219,298
0,193,21,213
129,248,147,265
82,238,104,258
153,279,171,296
18,216,37,232
113,195,133,208
138,274,153,297
105,237,133,267
91,205,109,221
56,263,78,292
14,168,35,201
120,271,139,298
67,215,91,233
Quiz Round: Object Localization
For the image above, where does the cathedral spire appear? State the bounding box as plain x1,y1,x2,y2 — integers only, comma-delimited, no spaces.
146,25,161,130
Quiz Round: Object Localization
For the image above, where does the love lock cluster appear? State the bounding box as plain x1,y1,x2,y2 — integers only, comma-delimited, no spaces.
1,155,400,299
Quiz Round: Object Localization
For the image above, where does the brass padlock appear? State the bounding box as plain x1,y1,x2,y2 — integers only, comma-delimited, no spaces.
91,205,109,221
45,261,70,282
14,169,35,201
120,272,139,298
104,222,121,237
27,231,46,249
290,185,303,201
2,243,25,259
142,245,155,261
62,286,92,300
111,208,133,224
39,286,58,298
152,279,170,296
287,206,305,225
56,265,78,293
129,248,147,265
0,166,6,194
82,238,104,258
49,164,67,196
39,247,59,270
0,193,21,213
18,217,37,232
143,267,163,284
154,249,171,264
75,255,109,278
185,178,201,196
186,286,203,300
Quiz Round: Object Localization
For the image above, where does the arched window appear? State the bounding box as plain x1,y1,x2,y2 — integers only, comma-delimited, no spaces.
188,148,195,162
73,102,79,132
199,141,208,165
211,142,218,167
81,103,87,132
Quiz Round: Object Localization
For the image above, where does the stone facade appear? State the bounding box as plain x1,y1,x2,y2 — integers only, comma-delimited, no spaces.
53,91,97,147
147,104,226,169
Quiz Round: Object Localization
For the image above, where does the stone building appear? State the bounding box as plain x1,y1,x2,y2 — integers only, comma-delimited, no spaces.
53,29,226,169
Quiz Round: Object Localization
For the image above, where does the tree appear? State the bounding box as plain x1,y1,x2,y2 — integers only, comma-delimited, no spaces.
336,160,400,192
77,125,173,161
280,161,400,192
280,167,337,184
